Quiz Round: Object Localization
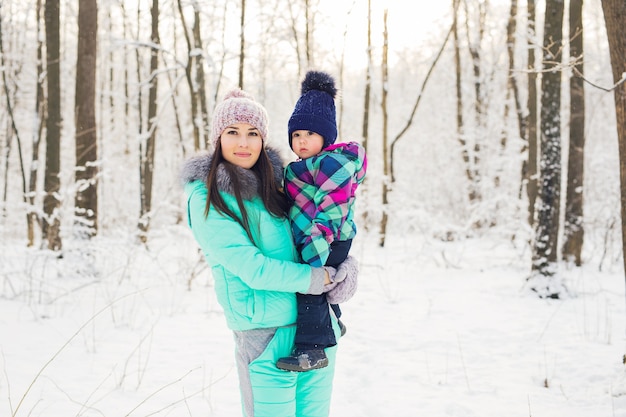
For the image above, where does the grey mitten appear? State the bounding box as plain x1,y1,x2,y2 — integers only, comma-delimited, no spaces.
326,257,359,304
332,255,358,283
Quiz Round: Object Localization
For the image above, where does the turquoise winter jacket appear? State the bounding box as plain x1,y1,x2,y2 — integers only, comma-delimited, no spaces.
182,148,322,331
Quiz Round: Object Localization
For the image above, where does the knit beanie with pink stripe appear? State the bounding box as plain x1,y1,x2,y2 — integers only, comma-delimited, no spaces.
211,89,269,148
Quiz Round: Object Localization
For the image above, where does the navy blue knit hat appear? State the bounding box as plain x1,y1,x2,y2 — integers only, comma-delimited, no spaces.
288,71,338,150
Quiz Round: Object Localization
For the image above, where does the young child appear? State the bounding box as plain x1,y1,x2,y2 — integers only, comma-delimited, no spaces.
276,71,367,372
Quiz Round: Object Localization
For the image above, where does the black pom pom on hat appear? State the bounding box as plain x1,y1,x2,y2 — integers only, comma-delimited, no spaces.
300,71,337,98
288,70,338,150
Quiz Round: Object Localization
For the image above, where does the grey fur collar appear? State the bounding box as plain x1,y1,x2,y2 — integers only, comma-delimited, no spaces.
181,147,285,200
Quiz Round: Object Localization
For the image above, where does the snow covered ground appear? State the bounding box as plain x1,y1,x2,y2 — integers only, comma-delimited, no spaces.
1,227,625,417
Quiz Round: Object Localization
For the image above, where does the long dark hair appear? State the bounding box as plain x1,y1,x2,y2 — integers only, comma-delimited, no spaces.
204,141,289,243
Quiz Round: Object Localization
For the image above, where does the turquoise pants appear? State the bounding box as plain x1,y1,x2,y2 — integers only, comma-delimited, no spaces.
234,321,339,417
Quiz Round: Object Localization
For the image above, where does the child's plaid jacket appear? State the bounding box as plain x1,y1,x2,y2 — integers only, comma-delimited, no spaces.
284,141,367,267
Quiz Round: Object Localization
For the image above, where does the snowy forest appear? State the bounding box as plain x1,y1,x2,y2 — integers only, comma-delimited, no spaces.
1,0,626,416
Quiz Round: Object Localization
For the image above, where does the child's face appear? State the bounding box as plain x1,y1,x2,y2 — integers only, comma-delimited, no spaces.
219,123,263,169
291,130,324,159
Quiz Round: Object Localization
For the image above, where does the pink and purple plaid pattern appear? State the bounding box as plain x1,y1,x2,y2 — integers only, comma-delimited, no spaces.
284,141,367,267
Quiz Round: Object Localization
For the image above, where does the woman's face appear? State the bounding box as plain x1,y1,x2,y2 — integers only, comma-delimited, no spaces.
219,123,263,169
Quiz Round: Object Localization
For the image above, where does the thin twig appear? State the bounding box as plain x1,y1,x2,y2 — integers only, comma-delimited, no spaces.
457,334,471,391
124,368,196,416
2,350,14,415
12,289,147,417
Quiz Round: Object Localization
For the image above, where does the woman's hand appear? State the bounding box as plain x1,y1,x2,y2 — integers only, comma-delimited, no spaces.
323,267,336,285
308,256,359,296
322,266,338,291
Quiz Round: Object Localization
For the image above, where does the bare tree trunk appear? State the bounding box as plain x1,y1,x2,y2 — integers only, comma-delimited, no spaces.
289,0,315,75
288,2,303,76
360,0,372,230
505,0,525,144
0,6,29,239
305,0,312,68
138,0,160,242
562,0,585,266
135,3,145,228
192,6,209,148
452,0,477,202
213,1,229,114
239,0,246,89
27,0,46,246
522,0,538,228
121,3,131,154
177,0,199,150
530,0,564,297
177,0,204,151
462,0,485,203
43,0,62,251
379,8,389,247
162,54,186,158
1,120,10,219
453,0,464,175
600,0,626,306
362,0,372,154
337,1,356,137
107,5,114,137
74,0,99,238
166,0,185,156
95,2,111,229
499,0,526,191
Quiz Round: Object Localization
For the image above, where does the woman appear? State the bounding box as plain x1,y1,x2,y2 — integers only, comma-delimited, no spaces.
181,89,357,417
